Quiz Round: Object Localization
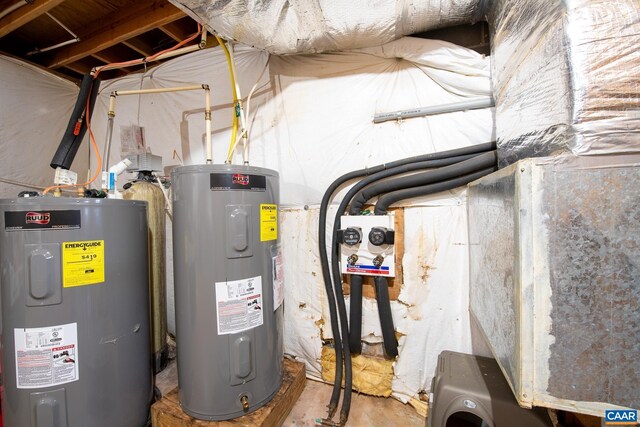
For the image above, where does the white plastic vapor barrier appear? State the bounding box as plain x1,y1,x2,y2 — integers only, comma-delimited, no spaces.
0,56,82,197
87,37,494,401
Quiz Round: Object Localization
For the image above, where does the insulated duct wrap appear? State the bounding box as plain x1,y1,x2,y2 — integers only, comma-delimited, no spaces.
168,0,485,54
172,0,640,166
489,0,640,166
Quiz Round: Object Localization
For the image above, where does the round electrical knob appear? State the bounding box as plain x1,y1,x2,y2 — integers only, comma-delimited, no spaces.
343,227,362,246
368,227,388,246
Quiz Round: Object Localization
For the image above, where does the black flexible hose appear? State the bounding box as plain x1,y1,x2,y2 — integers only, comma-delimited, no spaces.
50,75,101,170
348,275,363,354
350,151,497,215
374,276,398,358
318,141,495,423
374,167,498,215
329,153,484,424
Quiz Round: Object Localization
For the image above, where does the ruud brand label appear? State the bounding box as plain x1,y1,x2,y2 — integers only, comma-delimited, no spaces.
4,210,81,231
210,173,266,192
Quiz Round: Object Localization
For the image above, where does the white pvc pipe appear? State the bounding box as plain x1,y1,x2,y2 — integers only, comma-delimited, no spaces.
46,11,79,39
373,97,495,124
106,158,133,198
0,0,27,21
26,38,79,56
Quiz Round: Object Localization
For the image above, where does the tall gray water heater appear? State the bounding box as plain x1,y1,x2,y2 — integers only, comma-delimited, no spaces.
172,165,283,420
0,198,153,427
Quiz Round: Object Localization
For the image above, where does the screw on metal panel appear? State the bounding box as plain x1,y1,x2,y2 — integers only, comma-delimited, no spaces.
521,168,525,172
241,395,250,410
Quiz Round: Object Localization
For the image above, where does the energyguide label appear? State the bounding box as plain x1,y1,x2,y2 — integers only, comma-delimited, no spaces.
62,240,105,287
260,204,278,241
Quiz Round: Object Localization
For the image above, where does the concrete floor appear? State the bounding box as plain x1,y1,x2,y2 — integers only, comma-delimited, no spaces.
155,357,425,427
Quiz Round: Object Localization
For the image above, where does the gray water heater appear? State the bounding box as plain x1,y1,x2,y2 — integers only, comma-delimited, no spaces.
172,164,283,420
0,198,153,427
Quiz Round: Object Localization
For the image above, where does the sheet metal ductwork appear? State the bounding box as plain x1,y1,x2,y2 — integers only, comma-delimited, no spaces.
169,0,640,166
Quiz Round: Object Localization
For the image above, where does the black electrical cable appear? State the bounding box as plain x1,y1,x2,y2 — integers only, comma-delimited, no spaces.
374,276,398,358
350,151,497,215
374,167,498,215
318,141,495,424
348,275,363,354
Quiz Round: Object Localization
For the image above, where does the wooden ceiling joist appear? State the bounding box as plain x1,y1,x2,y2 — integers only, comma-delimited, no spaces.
45,0,185,69
63,60,93,76
122,38,154,57
159,21,191,42
90,44,137,65
0,0,65,38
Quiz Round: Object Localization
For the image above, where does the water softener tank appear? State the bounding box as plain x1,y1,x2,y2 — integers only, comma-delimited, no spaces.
0,198,152,427
124,179,169,373
172,165,283,420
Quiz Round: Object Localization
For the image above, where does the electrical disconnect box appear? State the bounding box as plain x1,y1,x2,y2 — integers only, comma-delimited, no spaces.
339,214,395,277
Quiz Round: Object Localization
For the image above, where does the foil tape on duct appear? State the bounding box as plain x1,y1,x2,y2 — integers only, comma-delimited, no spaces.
168,0,485,54
489,0,640,167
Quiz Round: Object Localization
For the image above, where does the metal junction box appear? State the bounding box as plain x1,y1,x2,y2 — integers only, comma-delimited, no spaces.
468,155,640,416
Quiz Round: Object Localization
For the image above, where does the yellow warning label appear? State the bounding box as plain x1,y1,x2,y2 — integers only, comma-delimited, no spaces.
62,240,105,288
260,204,278,242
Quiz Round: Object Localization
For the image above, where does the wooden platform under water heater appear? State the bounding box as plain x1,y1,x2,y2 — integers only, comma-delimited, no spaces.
151,358,306,427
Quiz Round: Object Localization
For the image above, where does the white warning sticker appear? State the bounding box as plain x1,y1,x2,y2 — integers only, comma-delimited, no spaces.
272,252,284,311
215,276,263,335
14,322,79,389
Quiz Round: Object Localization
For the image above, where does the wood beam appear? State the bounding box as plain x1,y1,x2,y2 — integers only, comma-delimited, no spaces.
63,60,93,76
122,38,153,57
45,0,185,69
0,0,65,38
159,21,191,42
91,45,139,70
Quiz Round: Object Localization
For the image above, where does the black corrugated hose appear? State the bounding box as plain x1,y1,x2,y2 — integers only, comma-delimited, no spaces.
349,150,497,215
326,152,491,425
373,276,398,358
348,274,363,354
374,166,498,215
318,142,495,426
